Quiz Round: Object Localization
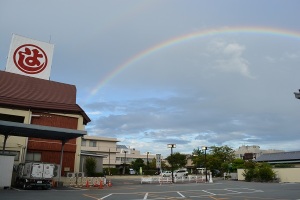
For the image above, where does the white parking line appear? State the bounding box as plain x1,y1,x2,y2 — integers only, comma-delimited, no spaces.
177,191,185,198
202,190,216,196
143,192,148,199
100,193,112,199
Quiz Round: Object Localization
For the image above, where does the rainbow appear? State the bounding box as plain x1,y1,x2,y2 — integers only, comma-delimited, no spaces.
88,26,300,101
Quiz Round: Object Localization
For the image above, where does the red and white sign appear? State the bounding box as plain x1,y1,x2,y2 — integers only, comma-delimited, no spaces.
5,34,54,80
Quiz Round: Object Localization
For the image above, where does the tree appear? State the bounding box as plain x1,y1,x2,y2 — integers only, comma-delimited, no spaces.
166,152,187,170
131,158,145,173
191,148,205,169
231,158,245,172
85,157,96,176
207,145,235,174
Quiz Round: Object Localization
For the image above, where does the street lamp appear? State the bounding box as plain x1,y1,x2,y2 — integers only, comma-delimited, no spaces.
294,90,300,99
167,144,176,183
146,152,150,170
202,146,208,182
123,150,128,175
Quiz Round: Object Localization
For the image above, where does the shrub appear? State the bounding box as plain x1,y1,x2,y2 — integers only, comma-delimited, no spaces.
256,163,276,182
242,162,275,182
103,168,119,175
85,157,96,176
243,169,255,182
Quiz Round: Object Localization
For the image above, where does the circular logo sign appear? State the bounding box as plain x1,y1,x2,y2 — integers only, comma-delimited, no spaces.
13,44,48,74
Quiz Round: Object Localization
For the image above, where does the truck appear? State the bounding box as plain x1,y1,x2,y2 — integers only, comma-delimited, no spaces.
15,162,55,189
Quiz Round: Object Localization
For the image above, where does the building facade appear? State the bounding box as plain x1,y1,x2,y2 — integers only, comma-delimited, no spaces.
234,145,284,160
0,71,90,176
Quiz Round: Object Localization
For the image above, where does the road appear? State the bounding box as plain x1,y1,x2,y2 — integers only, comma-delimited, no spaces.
1,176,300,200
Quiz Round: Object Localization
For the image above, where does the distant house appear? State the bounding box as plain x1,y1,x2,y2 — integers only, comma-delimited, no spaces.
255,151,300,167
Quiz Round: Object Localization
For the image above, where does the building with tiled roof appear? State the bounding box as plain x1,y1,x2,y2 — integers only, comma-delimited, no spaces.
0,70,90,175
255,151,300,167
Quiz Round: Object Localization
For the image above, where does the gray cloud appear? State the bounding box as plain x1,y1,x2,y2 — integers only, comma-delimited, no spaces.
1,0,300,156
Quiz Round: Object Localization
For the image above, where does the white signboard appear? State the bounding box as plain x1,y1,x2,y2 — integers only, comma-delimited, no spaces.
5,34,54,80
156,154,161,169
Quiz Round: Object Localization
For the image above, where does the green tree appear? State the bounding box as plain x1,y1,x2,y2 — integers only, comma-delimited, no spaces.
131,158,145,173
149,158,157,169
166,152,187,170
85,157,96,176
231,158,245,172
207,145,235,174
191,148,205,169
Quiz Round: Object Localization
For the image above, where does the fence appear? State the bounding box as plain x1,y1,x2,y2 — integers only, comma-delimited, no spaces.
141,175,211,184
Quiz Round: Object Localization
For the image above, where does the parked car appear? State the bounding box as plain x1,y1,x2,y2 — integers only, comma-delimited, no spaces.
161,171,172,177
129,168,136,175
174,169,188,177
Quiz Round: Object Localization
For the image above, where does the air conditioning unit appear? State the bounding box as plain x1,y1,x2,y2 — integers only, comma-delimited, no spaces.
53,164,61,178
67,172,75,178
76,172,85,178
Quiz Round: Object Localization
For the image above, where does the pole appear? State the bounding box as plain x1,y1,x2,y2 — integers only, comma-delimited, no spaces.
171,147,174,183
204,148,207,182
147,152,149,170
108,148,111,175
123,151,127,175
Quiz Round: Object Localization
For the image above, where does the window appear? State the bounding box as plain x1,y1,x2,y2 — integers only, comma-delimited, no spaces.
3,150,20,161
81,139,86,146
89,140,97,147
25,152,41,161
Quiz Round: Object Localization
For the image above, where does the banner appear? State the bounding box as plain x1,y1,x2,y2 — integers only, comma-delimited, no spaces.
5,34,54,80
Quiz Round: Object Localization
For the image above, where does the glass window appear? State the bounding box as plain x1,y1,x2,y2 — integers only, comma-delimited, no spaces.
81,139,86,146
89,140,96,147
25,152,41,161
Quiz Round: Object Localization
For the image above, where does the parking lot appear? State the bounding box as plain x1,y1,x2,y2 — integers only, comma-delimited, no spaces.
1,178,300,200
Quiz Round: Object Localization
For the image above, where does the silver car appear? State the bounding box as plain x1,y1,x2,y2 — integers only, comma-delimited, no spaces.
161,171,172,177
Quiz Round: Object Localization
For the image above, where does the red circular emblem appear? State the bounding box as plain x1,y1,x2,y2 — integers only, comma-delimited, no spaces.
13,44,48,74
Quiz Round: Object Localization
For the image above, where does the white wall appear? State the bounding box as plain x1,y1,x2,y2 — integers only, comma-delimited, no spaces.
237,168,300,183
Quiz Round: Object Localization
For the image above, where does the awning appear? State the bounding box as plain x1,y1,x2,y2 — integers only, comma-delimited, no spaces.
81,152,107,158
0,120,87,141
0,120,87,181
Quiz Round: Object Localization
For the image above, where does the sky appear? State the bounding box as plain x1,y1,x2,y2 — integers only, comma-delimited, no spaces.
1,0,300,157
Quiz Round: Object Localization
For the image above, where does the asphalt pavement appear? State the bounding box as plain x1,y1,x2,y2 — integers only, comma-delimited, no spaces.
1,176,300,200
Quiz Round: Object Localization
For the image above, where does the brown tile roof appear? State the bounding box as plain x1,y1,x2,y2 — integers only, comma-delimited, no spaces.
0,70,91,124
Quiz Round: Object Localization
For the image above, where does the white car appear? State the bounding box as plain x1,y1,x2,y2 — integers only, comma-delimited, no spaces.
174,169,188,177
161,171,172,177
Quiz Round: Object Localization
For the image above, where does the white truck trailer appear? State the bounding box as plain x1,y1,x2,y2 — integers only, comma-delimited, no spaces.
15,162,55,189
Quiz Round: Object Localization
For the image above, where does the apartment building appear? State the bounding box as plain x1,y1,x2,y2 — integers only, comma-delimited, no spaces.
80,135,119,172
116,145,156,168
80,135,157,174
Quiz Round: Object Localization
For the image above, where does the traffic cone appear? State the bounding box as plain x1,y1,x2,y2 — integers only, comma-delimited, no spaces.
108,180,112,187
99,180,103,189
86,180,89,188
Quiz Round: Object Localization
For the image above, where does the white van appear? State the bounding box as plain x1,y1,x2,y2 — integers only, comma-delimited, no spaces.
174,169,188,177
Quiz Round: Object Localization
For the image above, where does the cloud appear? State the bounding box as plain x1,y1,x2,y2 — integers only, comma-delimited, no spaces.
207,40,254,78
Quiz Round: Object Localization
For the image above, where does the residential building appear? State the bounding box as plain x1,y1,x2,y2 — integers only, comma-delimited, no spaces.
116,145,156,170
80,135,119,172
